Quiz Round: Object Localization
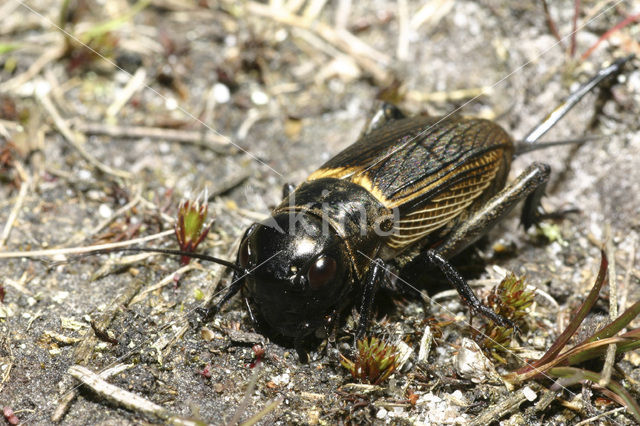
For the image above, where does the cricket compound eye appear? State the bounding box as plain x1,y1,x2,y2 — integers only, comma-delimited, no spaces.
307,255,337,291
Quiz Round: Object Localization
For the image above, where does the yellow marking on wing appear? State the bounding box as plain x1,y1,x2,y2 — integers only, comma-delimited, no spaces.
387,153,501,250
307,166,360,181
308,145,506,250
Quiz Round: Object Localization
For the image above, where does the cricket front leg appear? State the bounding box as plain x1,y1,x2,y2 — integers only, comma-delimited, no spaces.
355,258,386,339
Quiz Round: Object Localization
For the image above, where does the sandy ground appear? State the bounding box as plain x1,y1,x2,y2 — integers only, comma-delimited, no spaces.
1,0,640,424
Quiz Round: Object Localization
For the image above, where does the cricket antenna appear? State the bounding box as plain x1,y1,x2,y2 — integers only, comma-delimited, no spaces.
521,54,634,145
110,247,244,273
514,135,603,156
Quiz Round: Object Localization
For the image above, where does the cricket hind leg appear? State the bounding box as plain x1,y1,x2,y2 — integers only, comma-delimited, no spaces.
435,162,551,258
282,182,295,199
400,162,551,329
359,102,406,138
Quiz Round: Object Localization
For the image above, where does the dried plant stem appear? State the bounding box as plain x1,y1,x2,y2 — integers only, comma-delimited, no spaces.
64,190,143,247
227,366,262,426
72,120,235,154
469,384,541,426
53,278,146,422
0,163,30,247
52,364,134,422
396,0,410,61
150,242,238,360
130,263,201,304
0,42,66,93
601,224,617,387
243,0,392,84
106,67,147,117
541,0,564,46
37,92,132,179
0,229,174,259
240,397,283,426
69,365,171,420
574,406,626,426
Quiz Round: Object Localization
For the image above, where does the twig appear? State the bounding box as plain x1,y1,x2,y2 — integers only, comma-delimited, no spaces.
107,67,147,117
137,198,176,224
243,0,392,85
581,12,640,61
72,120,235,154
130,262,201,304
0,229,174,259
334,0,351,29
405,86,491,103
469,383,541,426
68,365,171,420
208,173,250,199
0,162,31,247
0,1,21,22
410,0,454,31
63,189,142,247
0,339,14,394
236,109,267,141
37,91,132,179
574,406,626,426
240,397,283,426
52,278,147,422
541,0,565,47
149,241,238,360
302,0,328,21
3,272,34,296
0,42,66,93
90,252,155,281
88,191,142,238
44,68,72,116
396,0,410,61
227,366,262,426
570,0,581,58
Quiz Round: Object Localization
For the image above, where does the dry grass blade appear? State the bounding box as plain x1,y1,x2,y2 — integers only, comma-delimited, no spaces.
241,0,392,84
515,250,608,375
581,12,640,60
0,229,174,259
549,367,640,423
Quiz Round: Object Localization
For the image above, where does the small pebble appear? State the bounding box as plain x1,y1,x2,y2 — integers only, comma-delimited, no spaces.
98,204,112,219
271,372,290,386
523,386,537,402
213,83,230,104
165,97,178,110
251,90,269,105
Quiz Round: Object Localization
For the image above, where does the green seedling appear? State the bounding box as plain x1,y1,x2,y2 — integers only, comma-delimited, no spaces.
481,273,534,362
340,337,399,385
175,192,212,266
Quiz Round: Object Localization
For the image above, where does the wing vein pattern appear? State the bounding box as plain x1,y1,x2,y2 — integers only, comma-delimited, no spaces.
307,115,512,250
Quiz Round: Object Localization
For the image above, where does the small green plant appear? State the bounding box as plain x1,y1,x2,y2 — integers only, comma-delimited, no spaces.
175,191,212,266
481,273,534,362
340,337,399,385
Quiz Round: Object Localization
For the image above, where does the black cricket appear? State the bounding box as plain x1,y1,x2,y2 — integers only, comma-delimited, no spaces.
132,56,631,358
